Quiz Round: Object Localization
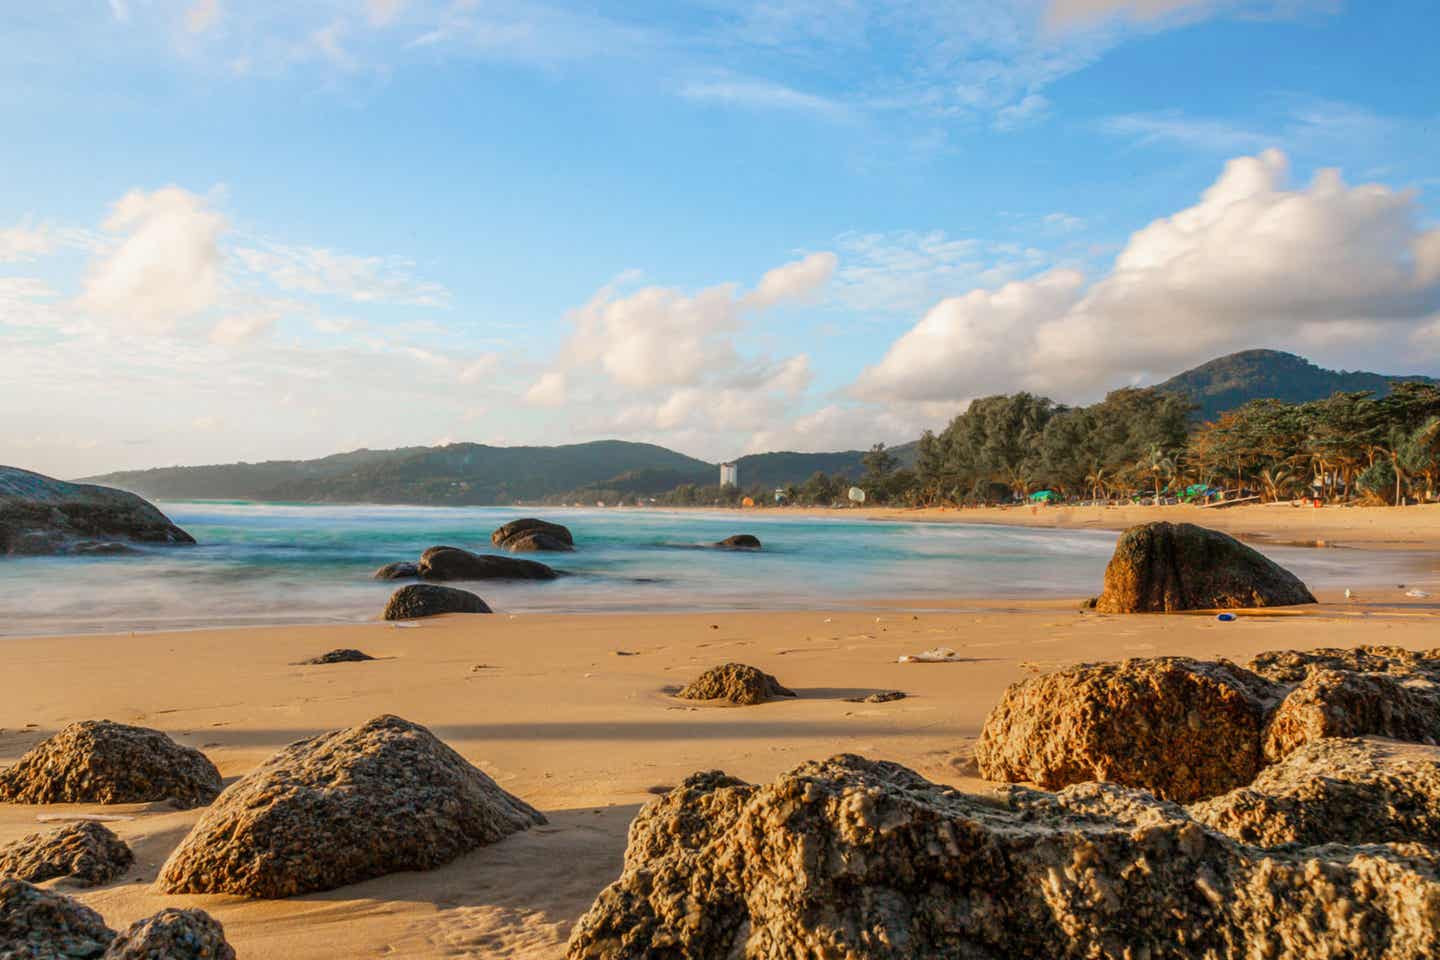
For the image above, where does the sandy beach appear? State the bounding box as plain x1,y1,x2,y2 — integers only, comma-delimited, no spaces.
5,572,1440,958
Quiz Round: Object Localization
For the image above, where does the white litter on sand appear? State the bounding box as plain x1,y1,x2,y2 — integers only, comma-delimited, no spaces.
898,647,967,663
1406,589,1432,598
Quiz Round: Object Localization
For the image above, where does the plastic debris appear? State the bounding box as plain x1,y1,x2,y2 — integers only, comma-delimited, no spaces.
1216,613,1237,622
898,647,966,663
1405,589,1431,599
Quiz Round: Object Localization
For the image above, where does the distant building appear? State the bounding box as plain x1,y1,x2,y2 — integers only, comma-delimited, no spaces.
719,462,739,488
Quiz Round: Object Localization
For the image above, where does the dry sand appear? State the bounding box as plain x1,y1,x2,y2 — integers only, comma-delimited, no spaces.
5,576,1440,958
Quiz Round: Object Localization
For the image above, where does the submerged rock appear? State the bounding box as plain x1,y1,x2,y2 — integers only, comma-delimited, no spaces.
1094,521,1316,613
371,561,419,580
713,534,761,550
974,657,1278,801
0,721,222,809
1192,737,1440,848
382,583,491,620
0,822,133,887
103,909,235,960
0,465,195,557
1263,668,1440,761
567,754,1440,960
0,878,114,960
677,663,796,706
299,648,375,665
417,545,558,581
492,518,574,552
157,714,545,898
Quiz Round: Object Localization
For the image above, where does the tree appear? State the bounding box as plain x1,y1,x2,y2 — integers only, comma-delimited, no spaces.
861,443,899,482
1138,443,1174,501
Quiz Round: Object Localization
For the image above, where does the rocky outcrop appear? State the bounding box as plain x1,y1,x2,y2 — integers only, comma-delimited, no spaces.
567,754,1440,960
0,721,222,809
372,561,419,580
0,878,114,960
157,714,545,898
382,583,491,620
713,534,761,550
103,909,235,960
299,648,375,665
0,822,133,887
1192,737,1440,848
1262,668,1440,761
1249,645,1440,683
974,657,1279,801
417,545,558,581
1094,521,1316,612
492,518,574,552
676,663,796,706
0,466,195,557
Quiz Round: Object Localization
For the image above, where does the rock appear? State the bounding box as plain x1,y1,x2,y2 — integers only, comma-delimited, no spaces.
676,663,796,706
382,583,491,620
974,657,1279,801
299,648,375,665
1263,668,1440,761
0,721,222,809
492,518,574,552
69,543,138,557
567,754,1440,960
417,546,558,581
1192,737,1440,848
0,822,133,887
103,909,235,960
372,561,419,580
0,466,195,557
845,690,907,703
157,714,545,898
0,878,114,960
1248,645,1440,683
1094,521,1316,613
713,534,761,550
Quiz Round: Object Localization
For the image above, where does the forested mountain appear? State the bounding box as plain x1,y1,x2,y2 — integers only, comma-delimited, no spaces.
1154,350,1438,422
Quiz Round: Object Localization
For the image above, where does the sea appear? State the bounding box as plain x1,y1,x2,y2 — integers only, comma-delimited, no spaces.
0,502,1414,636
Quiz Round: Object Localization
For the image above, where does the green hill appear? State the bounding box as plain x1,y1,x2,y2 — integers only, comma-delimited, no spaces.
1153,349,1438,422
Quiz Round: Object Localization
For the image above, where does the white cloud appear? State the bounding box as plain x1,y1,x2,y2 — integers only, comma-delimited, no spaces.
78,187,226,335
367,0,408,28
0,221,56,261
831,230,1051,315
210,307,281,346
994,93,1050,131
679,78,849,120
1046,0,1253,28
458,354,500,383
234,243,448,306
525,371,568,407
854,150,1440,404
185,0,222,35
743,252,837,309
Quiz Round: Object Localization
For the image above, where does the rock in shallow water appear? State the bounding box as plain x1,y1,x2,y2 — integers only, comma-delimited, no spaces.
566,754,1440,960
1095,521,1315,613
713,534,761,550
677,663,795,706
492,518,575,552
0,465,195,557
372,561,419,580
382,583,491,620
0,821,133,887
157,714,545,898
418,545,558,581
0,721,221,809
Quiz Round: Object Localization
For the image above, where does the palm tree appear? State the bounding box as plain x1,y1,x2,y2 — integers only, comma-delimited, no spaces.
1085,464,1108,503
1137,443,1175,502
1258,466,1293,503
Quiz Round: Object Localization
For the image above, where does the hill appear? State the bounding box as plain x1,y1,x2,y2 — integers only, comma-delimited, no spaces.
1154,349,1438,422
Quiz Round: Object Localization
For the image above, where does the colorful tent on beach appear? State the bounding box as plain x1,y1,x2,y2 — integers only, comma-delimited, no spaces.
1028,490,1058,503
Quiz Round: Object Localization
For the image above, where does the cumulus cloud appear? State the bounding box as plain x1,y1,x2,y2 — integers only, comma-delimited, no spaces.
210,307,280,346
743,252,837,309
78,187,226,335
854,149,1440,404
0,221,57,262
525,371,568,407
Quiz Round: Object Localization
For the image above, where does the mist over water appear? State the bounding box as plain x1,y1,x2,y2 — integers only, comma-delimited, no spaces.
0,502,1413,636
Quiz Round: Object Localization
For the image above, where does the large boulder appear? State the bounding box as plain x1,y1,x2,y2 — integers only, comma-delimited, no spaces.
974,657,1279,801
417,545,558,581
1249,645,1440,683
156,714,545,898
1262,668,1440,762
0,822,133,887
0,466,194,557
1192,737,1440,848
382,583,491,620
1094,521,1316,613
0,721,222,809
492,518,574,552
371,561,419,580
713,534,761,550
677,663,796,706
567,754,1440,960
103,909,235,960
0,878,114,960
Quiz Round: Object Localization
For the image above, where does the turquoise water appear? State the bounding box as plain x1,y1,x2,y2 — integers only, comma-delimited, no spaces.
0,502,1407,635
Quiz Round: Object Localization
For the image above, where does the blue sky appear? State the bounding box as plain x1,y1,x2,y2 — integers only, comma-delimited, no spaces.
2,0,1439,477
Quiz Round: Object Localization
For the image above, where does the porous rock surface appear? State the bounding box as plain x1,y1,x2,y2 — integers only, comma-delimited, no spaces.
417,545,558,581
0,465,194,557
567,754,1440,960
713,534,761,550
382,583,491,620
1192,737,1440,848
974,656,1279,801
1262,668,1440,761
0,822,133,887
676,663,796,706
156,714,545,898
103,909,236,960
0,721,222,809
298,648,375,665
1094,521,1316,613
492,518,574,552
371,561,419,580
0,878,114,960
1249,645,1440,683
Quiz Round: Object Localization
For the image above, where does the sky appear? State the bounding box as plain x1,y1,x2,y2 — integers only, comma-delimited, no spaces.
2,0,1439,478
